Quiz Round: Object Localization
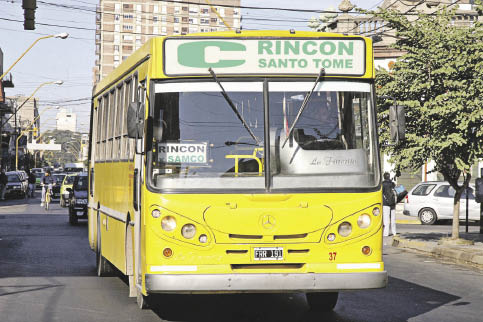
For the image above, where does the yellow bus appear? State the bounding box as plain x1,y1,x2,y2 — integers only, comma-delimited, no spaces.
88,30,387,311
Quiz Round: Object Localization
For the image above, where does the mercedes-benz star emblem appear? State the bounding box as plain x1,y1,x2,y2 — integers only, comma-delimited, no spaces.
261,214,276,230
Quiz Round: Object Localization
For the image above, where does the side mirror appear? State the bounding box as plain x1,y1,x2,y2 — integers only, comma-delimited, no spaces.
475,178,483,203
389,105,405,143
127,102,144,139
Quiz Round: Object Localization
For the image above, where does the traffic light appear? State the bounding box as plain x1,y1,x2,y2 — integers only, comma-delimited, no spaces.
32,127,38,137
22,0,37,30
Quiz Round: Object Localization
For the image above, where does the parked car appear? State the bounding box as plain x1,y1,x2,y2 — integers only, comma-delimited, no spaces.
51,173,66,200
68,173,88,225
404,181,480,225
60,173,77,207
5,171,28,198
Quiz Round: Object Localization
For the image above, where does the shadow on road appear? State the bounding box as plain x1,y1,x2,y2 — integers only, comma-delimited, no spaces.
144,276,459,322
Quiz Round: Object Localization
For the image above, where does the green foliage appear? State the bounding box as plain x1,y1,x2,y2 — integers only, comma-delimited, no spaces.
371,3,482,238
373,5,482,184
42,129,82,167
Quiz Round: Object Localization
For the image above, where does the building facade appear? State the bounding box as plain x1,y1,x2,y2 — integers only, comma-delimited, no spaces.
94,0,241,83
56,108,77,132
325,0,481,70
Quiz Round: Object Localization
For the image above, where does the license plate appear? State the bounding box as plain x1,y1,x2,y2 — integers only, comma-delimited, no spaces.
254,247,283,261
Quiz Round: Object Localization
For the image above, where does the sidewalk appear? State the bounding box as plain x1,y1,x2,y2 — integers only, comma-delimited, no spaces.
391,203,483,269
390,231,483,269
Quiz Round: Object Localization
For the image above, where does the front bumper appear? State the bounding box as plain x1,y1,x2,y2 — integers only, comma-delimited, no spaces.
145,271,387,293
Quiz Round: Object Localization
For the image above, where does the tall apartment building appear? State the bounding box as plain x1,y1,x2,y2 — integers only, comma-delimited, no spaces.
94,0,241,83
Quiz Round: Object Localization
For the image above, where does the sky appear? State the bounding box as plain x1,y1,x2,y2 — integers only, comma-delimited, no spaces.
0,0,383,134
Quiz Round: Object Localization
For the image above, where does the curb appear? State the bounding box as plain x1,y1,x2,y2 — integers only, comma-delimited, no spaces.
395,219,421,225
392,236,483,269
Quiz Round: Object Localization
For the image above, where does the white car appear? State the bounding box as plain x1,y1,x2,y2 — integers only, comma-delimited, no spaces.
403,181,480,225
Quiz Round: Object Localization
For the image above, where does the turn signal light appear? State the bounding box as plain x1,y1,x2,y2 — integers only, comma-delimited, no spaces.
362,246,372,255
163,248,173,257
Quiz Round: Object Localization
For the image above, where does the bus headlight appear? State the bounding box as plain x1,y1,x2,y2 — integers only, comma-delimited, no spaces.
338,222,352,237
199,234,208,243
152,209,161,218
357,214,371,229
161,216,176,231
181,224,196,239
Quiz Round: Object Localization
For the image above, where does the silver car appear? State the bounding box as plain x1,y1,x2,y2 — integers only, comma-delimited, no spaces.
403,181,480,225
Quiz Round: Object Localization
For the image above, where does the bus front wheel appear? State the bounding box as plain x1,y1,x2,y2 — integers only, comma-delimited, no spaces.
306,292,338,312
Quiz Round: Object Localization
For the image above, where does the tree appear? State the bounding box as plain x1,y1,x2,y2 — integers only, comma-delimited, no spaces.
372,4,483,240
42,129,82,167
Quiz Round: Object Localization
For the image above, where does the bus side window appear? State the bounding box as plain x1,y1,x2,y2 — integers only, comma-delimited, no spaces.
121,79,132,160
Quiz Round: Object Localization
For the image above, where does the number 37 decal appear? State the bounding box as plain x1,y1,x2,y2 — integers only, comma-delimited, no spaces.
329,252,337,261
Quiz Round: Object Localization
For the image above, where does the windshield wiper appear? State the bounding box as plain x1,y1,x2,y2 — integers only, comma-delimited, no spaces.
225,140,259,146
281,68,325,148
208,68,262,146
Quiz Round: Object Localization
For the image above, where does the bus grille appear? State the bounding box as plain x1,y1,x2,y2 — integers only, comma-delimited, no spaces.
231,263,304,270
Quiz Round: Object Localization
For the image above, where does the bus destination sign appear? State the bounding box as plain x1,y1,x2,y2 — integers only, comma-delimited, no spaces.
164,38,366,76
158,142,208,164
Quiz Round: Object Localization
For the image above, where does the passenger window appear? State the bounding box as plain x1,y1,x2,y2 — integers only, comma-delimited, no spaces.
412,184,436,196
434,185,455,198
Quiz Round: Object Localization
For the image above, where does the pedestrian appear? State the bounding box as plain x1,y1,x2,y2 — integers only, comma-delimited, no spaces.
382,172,397,236
0,169,7,200
27,170,36,198
41,170,54,207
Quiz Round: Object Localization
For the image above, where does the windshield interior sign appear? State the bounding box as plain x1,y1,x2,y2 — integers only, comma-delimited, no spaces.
158,142,208,164
164,38,366,76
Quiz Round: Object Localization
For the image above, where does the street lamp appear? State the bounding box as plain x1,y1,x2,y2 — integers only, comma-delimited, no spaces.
0,33,69,81
1,80,63,128
16,106,60,170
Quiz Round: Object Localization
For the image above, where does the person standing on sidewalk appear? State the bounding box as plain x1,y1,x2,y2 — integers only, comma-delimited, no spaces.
382,172,397,236
27,170,36,198
0,169,7,200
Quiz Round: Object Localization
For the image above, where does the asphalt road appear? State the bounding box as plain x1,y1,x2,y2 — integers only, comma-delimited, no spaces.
1,195,482,322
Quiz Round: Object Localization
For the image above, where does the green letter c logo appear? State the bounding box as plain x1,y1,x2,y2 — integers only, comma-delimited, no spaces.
178,41,246,68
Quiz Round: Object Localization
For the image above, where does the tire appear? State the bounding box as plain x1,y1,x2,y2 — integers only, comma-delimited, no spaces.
419,208,437,225
96,215,114,277
69,210,78,225
306,292,338,312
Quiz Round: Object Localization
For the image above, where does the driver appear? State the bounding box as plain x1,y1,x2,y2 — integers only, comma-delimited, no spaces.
294,92,341,148
41,170,55,207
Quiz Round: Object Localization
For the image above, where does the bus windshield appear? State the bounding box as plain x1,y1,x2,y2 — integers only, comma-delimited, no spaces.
149,80,379,191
